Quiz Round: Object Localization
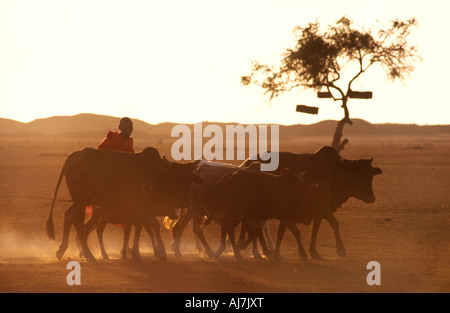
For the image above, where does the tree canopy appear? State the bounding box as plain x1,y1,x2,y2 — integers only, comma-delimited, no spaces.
241,16,420,151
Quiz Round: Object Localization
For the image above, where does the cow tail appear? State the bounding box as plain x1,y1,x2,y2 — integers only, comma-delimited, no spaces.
45,161,66,240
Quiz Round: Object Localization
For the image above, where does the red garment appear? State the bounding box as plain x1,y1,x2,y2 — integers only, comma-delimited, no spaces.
97,131,134,153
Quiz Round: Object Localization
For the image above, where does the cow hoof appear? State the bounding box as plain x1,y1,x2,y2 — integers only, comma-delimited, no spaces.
155,250,167,260
173,251,182,258
85,255,97,263
253,253,268,261
102,254,110,260
311,252,322,260
337,248,347,257
205,251,218,260
56,249,65,261
263,250,274,258
300,254,308,261
132,254,142,262
196,250,206,258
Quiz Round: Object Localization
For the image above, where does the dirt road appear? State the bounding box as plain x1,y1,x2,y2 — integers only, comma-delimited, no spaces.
1,138,449,293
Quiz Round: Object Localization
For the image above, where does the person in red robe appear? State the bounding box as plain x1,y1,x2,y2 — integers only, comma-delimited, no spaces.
97,117,134,153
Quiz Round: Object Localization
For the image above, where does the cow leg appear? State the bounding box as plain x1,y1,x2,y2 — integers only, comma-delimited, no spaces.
247,221,272,258
131,222,146,261
121,224,131,259
145,224,157,255
324,214,346,257
72,204,96,262
190,220,204,256
262,220,275,251
56,205,75,261
76,209,101,258
140,222,158,256
287,223,308,261
248,224,265,260
255,225,272,259
309,217,323,259
126,223,156,259
146,216,166,260
242,221,266,260
171,207,193,258
239,236,252,251
131,221,158,261
223,219,242,262
96,216,109,260
215,223,228,258
236,222,248,250
235,222,251,252
191,215,217,259
274,222,287,262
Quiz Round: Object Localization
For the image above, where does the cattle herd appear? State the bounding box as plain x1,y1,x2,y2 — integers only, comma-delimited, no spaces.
45,146,382,263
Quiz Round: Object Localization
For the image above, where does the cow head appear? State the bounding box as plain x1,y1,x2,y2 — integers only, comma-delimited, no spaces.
340,157,382,204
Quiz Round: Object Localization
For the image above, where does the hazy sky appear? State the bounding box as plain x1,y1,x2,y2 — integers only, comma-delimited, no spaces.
1,0,449,125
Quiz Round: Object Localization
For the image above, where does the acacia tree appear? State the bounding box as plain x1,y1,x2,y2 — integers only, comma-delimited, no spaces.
242,16,420,152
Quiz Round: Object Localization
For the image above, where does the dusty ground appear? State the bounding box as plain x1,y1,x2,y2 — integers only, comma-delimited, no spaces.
0,137,449,293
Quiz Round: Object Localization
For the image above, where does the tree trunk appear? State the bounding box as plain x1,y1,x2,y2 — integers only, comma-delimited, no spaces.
331,97,352,153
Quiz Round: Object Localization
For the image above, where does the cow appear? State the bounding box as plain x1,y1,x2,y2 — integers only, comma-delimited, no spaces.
171,160,276,260
171,161,239,259
77,156,202,261
203,168,332,262
45,147,201,262
240,146,382,259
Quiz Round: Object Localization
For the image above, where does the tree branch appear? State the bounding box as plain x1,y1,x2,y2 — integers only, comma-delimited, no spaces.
346,52,375,95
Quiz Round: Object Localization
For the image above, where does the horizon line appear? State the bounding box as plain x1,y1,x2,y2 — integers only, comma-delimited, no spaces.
1,113,450,127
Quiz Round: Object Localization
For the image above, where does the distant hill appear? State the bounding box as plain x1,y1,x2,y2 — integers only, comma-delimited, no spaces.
1,113,449,141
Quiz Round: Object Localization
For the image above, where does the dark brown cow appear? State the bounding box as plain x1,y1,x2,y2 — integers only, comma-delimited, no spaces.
204,168,332,262
240,146,382,259
45,147,200,262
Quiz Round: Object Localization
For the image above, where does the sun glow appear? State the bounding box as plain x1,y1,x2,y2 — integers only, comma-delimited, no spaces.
0,0,449,126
